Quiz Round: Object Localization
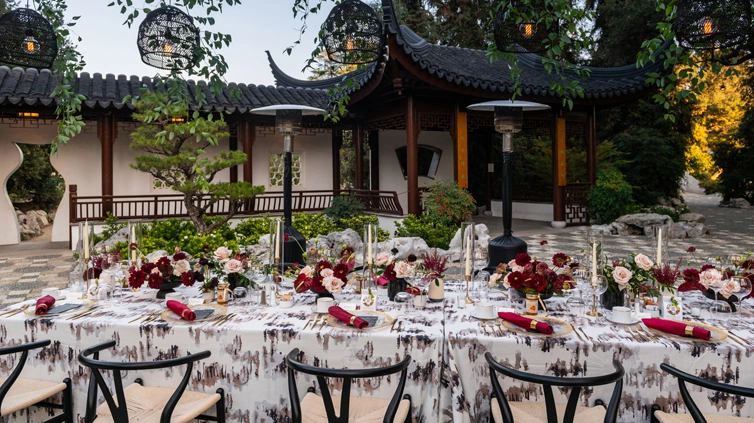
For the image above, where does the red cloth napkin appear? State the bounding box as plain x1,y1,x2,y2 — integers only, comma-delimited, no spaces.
328,306,368,329
498,312,554,335
166,300,195,321
35,295,55,315
642,318,711,341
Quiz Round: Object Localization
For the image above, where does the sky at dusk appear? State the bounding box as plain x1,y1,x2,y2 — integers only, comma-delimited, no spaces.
62,1,336,86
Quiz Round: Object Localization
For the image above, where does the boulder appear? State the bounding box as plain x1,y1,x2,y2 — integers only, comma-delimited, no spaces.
324,229,363,253
94,227,129,249
679,213,705,224
616,213,673,228
673,222,709,239
446,224,490,262
589,224,615,235
613,222,641,236
16,211,42,238
15,209,23,216
145,250,169,262
378,237,430,260
720,198,753,209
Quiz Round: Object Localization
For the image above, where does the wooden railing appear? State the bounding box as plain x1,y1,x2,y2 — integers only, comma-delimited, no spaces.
68,185,403,225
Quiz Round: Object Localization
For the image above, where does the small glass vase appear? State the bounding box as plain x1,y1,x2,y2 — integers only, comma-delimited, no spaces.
525,293,540,315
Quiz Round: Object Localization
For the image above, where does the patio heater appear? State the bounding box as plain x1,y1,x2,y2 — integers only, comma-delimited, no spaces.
251,105,326,267
467,100,550,270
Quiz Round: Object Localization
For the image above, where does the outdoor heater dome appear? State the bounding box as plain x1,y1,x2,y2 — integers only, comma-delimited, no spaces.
137,5,199,70
493,0,558,53
468,100,550,269
674,0,752,51
0,7,57,68
321,0,384,64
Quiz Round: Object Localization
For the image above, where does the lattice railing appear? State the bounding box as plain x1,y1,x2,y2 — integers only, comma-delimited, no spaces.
565,183,591,226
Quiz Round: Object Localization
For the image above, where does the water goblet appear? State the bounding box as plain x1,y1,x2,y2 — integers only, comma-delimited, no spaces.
729,276,751,328
566,268,587,311
473,249,489,274
394,291,415,315
586,274,607,318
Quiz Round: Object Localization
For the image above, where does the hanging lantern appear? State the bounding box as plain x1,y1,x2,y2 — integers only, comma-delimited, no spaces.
137,5,199,70
0,7,57,68
675,0,752,51
493,0,558,54
321,0,383,64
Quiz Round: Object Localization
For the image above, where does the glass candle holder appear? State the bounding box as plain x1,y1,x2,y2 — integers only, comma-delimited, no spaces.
363,223,379,279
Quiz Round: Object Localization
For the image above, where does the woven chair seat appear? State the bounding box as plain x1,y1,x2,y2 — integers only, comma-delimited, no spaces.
93,383,221,423
0,377,67,417
300,392,411,423
654,411,754,423
491,400,606,423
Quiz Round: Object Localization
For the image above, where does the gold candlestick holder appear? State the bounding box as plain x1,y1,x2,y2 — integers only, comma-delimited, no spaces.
353,275,365,294
274,259,282,299
586,293,602,317
465,274,473,304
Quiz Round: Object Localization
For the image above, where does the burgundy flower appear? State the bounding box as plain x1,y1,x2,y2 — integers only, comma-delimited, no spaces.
552,253,569,268
333,263,349,282
181,272,194,286
147,273,163,289
294,273,313,293
341,247,355,258
384,264,397,282
515,253,531,267
535,262,549,276
310,276,326,293
683,268,700,284
532,274,547,292
687,246,696,253
83,267,102,281
552,275,566,292
743,260,754,270
129,242,139,251
284,233,290,242
540,240,548,246
316,260,332,272
199,258,210,266
507,271,525,289
156,256,172,267
406,286,421,295
141,262,157,273
173,252,188,261
128,269,147,289
701,264,715,271
192,271,205,283
678,281,707,292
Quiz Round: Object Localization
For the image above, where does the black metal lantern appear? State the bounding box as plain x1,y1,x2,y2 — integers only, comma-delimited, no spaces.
321,0,383,64
493,0,558,53
137,5,199,70
0,8,57,68
675,0,752,51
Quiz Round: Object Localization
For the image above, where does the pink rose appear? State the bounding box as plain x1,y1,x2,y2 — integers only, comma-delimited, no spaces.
488,272,501,288
394,261,415,279
699,268,722,289
503,273,512,289
223,259,244,274
214,246,232,262
172,259,191,276
611,266,633,291
634,254,654,271
375,253,393,266
301,265,314,278
719,279,740,299
507,259,524,273
322,275,343,294
320,268,334,278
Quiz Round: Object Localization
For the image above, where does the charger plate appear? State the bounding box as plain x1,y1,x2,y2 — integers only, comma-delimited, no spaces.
644,319,727,343
160,304,227,322
24,299,93,317
501,315,574,337
327,310,393,331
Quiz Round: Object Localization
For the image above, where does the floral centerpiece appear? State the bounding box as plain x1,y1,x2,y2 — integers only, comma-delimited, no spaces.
293,246,355,298
601,253,667,309
127,252,198,298
489,253,575,298
373,253,417,301
678,254,753,310
212,246,254,290
421,251,449,302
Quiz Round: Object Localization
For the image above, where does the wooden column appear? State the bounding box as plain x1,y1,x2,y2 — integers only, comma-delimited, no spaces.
552,117,567,225
97,113,116,215
229,127,238,183
239,120,255,183
332,129,343,190
368,130,380,190
354,123,364,190
455,110,469,189
586,106,597,184
406,94,420,215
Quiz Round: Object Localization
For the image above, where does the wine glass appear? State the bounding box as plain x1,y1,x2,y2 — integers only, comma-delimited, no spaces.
566,268,587,311
473,271,490,303
730,276,751,328
586,274,607,318
473,249,489,275
706,258,731,315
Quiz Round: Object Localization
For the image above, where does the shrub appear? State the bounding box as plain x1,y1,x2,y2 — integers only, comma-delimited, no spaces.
423,179,476,225
587,169,635,224
646,205,680,222
324,195,364,224
292,213,338,239
394,215,457,250
234,215,274,244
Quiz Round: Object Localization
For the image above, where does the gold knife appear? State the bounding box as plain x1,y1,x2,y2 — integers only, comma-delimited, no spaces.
303,314,316,330
129,312,156,324
217,313,235,327
213,313,235,327
68,308,99,321
729,331,752,345
389,318,398,332
579,328,591,341
572,326,584,341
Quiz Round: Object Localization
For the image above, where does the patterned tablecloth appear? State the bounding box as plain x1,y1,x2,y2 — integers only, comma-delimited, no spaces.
1,283,753,423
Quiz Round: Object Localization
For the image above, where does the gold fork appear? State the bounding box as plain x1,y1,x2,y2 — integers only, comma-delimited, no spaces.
309,314,322,330
629,327,650,342
495,321,504,337
637,326,660,342
479,322,489,336
1,305,30,317
303,314,317,330
217,313,236,327
623,327,640,342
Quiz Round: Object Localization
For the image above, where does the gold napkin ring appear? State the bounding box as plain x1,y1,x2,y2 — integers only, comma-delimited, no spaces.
685,325,694,336
181,309,190,319
349,316,357,325
530,320,538,331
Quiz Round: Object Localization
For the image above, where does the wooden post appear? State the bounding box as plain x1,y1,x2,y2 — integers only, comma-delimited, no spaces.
586,106,597,184
456,110,469,189
406,94,420,215
240,120,255,183
368,130,380,190
229,127,238,183
552,117,567,226
354,122,364,190
97,113,116,216
332,129,342,190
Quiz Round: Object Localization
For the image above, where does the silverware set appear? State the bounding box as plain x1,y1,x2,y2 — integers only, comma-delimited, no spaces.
478,321,503,336
66,307,99,321
129,311,160,324
303,314,327,331
573,326,592,342
390,319,402,333
212,313,235,327
728,330,751,347
0,304,29,317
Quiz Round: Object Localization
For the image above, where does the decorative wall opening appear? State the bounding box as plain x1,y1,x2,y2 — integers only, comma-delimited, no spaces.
269,152,302,187
394,145,442,180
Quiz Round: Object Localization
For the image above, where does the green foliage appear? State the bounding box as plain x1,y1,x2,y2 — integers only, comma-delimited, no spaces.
140,218,241,257
714,105,754,204
394,215,457,250
7,144,64,212
324,195,364,224
101,213,125,240
422,179,476,226
234,215,275,245
587,169,635,224
291,212,338,239
645,206,680,223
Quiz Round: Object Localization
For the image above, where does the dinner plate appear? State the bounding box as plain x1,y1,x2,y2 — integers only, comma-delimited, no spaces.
327,310,393,331
644,319,728,343
160,304,227,322
606,315,642,325
24,299,93,317
501,315,574,337
470,312,499,321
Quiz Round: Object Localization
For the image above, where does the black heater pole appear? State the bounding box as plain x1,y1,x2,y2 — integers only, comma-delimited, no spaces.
282,134,306,266
283,140,293,227
502,150,513,237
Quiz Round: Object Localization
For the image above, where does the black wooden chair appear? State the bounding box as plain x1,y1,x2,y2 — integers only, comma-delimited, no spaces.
78,340,225,423
0,339,73,423
485,352,624,423
286,348,412,423
651,363,754,423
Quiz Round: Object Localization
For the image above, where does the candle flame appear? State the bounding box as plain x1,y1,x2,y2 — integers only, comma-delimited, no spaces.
703,17,713,35
523,23,535,38
164,41,172,54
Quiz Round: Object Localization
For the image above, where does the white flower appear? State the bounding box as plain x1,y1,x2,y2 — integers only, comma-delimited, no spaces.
488,272,502,288
172,259,191,276
320,268,334,278
322,275,343,294
394,261,415,279
214,246,232,262
634,254,654,271
720,279,741,299
699,268,723,289
301,265,314,278
183,236,188,240
507,259,524,273
375,253,393,266
223,259,244,274
612,266,633,291
503,273,512,289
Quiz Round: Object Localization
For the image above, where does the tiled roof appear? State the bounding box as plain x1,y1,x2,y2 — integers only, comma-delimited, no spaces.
0,66,330,112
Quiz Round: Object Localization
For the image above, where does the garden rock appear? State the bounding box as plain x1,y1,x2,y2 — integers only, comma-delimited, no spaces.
16,210,48,239
446,224,490,261
146,250,169,262
673,222,709,239
719,198,753,209
679,213,705,224
94,227,129,249
379,237,430,260
614,222,641,236
324,229,363,253
589,224,615,235
616,213,673,228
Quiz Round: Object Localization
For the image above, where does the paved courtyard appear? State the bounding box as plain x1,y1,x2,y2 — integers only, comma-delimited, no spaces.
0,193,752,306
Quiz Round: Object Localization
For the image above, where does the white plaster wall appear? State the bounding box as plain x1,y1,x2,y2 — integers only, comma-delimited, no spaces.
0,142,22,245
378,130,454,214
252,131,333,192
491,200,554,222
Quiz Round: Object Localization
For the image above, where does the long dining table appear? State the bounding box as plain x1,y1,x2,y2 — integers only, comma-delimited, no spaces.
1,282,753,423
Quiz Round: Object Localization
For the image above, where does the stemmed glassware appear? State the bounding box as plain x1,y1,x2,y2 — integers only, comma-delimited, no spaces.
730,276,752,329
586,274,607,318
566,268,587,311
473,249,489,275
706,257,731,315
